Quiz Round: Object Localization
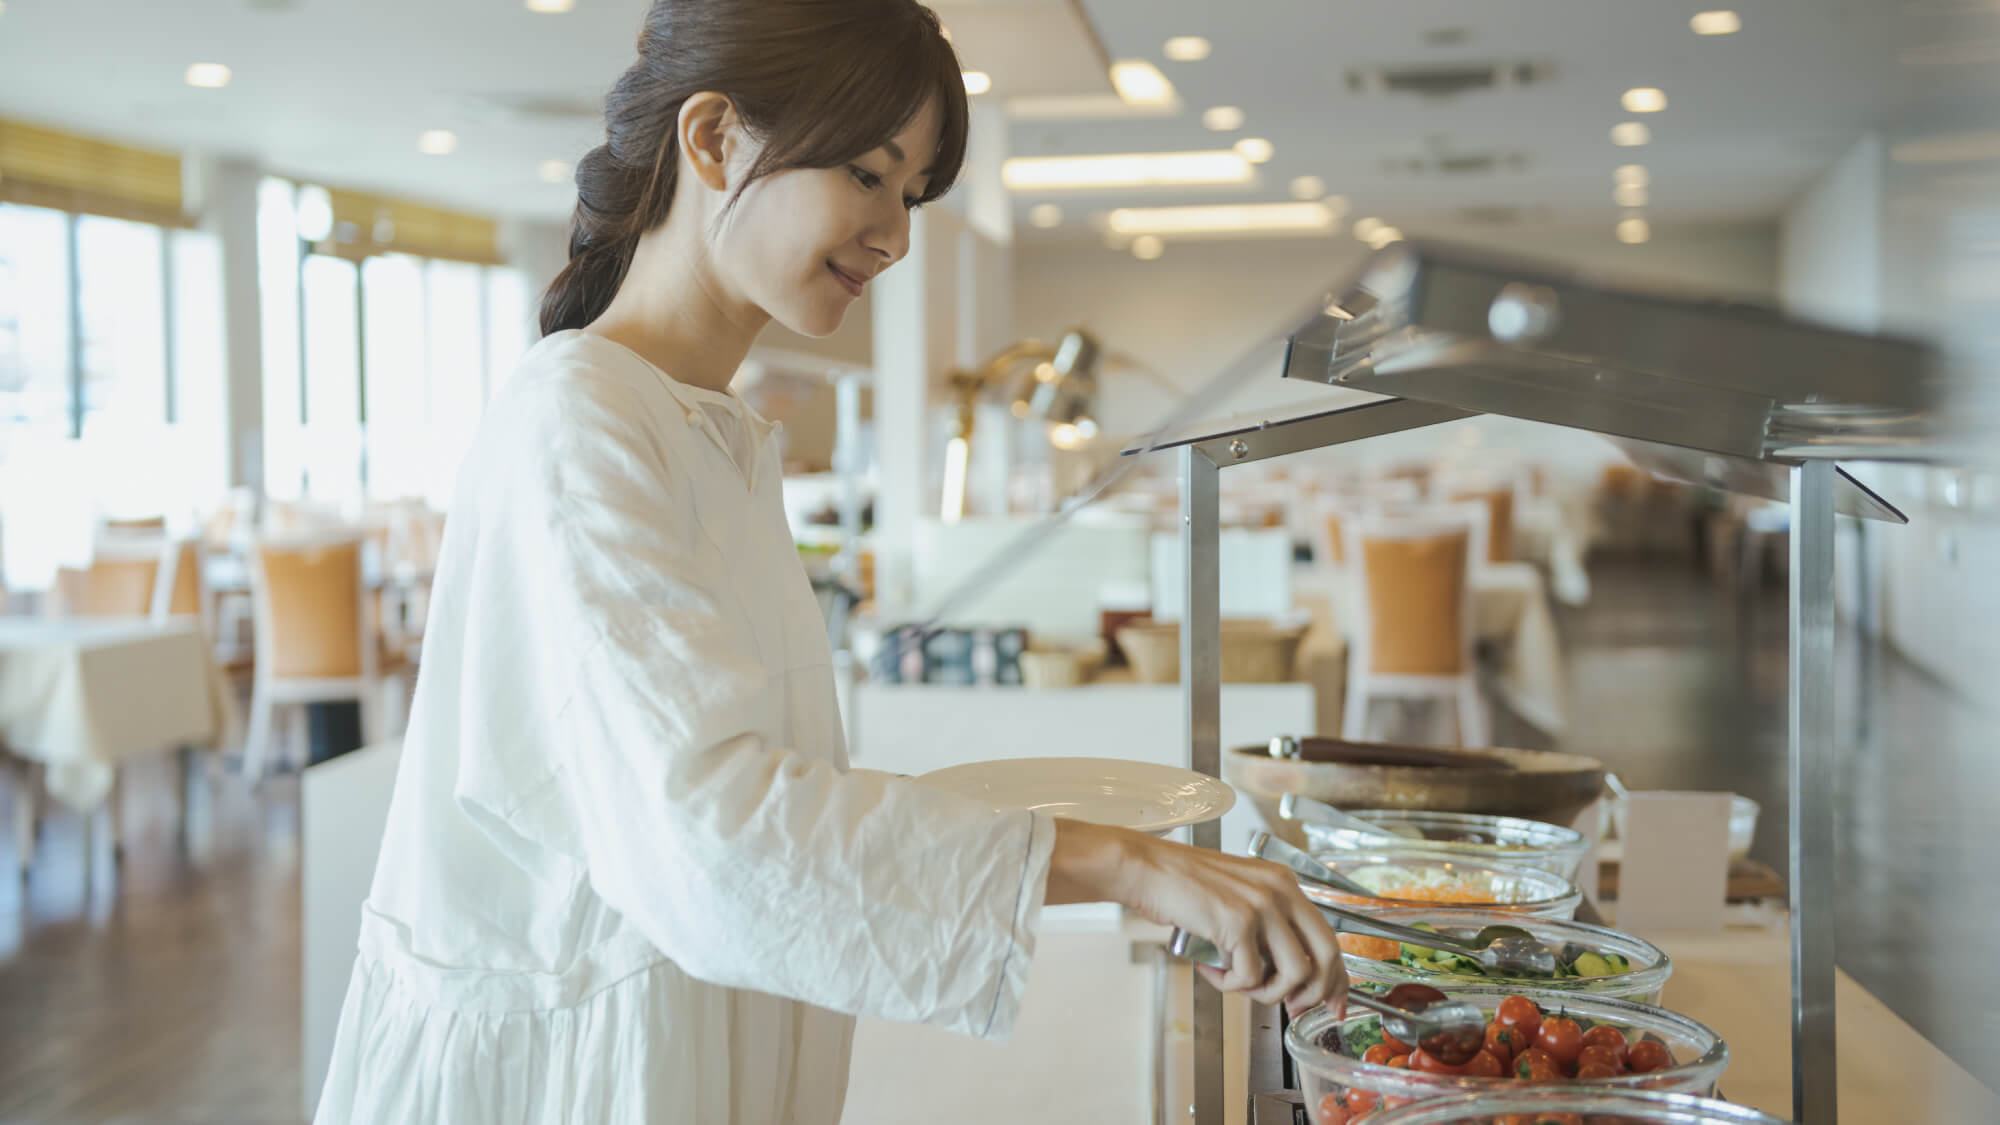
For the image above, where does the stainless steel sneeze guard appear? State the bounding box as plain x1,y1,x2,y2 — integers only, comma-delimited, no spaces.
1139,241,1945,1125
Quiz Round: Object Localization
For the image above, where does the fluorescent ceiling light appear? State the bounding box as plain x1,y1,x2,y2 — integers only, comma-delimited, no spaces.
1690,10,1741,35
1622,87,1668,113
1617,217,1652,244
419,130,459,156
1233,137,1274,164
1611,122,1651,146
1164,36,1212,61
1110,60,1177,107
1029,203,1064,228
962,71,992,96
185,63,231,89
1614,182,1649,207
1002,150,1255,190
1289,175,1326,201
1202,105,1245,131
1890,131,2000,164
525,0,575,11
1131,235,1165,260
539,159,572,184
1006,94,1176,120
1108,201,1339,237
1614,164,1650,187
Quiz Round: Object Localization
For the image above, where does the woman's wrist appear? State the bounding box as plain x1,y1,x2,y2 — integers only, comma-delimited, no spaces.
1045,818,1145,906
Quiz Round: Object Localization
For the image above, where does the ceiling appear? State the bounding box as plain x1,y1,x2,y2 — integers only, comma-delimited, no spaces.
0,0,1993,245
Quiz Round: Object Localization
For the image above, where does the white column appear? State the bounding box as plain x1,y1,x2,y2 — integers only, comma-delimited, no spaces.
871,206,964,608
190,156,266,491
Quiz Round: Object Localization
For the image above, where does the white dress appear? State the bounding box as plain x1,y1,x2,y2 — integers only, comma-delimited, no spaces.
315,331,1056,1125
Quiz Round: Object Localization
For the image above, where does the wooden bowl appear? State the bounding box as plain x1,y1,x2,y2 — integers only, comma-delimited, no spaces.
1224,737,1606,851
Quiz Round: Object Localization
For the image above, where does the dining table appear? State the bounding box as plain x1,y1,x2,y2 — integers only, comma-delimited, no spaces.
0,616,235,870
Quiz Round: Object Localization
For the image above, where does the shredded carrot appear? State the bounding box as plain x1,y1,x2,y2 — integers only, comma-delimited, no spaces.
1337,933,1403,961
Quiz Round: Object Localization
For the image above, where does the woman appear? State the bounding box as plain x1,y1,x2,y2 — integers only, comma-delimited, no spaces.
315,1,1344,1121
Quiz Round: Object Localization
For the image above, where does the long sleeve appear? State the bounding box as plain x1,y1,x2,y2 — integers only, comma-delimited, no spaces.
451,359,1055,1042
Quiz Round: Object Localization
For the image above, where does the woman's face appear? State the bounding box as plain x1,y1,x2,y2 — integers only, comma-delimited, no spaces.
716,99,942,338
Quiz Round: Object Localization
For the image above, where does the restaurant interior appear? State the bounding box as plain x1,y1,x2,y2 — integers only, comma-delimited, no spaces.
1,0,1997,1122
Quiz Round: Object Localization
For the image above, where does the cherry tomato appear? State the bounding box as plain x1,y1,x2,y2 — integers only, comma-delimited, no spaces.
1485,1022,1525,1064
1576,1044,1625,1073
1315,1093,1351,1125
1626,1040,1675,1073
1580,1025,1629,1058
1536,1017,1585,1066
1496,995,1544,1042
1409,1047,1467,1074
1575,1060,1624,1079
1345,1088,1381,1114
1514,1047,1562,1081
1362,1044,1396,1066
1381,1032,1412,1057
1461,1048,1505,1078
1386,1054,1410,1069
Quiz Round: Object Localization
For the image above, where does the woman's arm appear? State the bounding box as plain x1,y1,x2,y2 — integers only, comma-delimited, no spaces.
1047,819,1346,1014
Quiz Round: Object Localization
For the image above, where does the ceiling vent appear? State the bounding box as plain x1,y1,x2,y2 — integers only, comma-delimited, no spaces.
462,93,604,126
1347,61,1550,99
1457,204,1551,226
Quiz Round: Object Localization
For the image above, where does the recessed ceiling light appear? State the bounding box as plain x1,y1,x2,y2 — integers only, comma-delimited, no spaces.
419,130,458,156
1289,175,1326,201
1614,164,1650,187
1617,217,1652,244
1001,150,1256,190
1364,226,1404,249
1164,36,1212,61
1691,10,1742,36
1352,217,1385,241
185,63,231,89
295,185,334,243
539,159,572,184
1233,137,1274,164
962,70,992,96
1202,105,1245,131
525,0,575,12
1614,182,1649,207
1622,87,1668,113
1110,61,1177,107
1322,194,1351,218
1611,122,1651,147
1132,235,1165,260
1029,203,1064,228
1107,201,1340,237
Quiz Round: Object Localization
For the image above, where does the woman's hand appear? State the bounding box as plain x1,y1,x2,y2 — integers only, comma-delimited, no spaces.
1046,819,1346,1016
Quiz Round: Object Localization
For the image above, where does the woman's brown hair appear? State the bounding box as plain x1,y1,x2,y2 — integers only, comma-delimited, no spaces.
540,0,968,336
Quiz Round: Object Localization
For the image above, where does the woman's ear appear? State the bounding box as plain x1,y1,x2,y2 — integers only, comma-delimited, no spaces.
678,91,739,194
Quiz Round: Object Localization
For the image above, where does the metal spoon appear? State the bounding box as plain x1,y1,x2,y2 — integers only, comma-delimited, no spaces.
1246,832,1559,977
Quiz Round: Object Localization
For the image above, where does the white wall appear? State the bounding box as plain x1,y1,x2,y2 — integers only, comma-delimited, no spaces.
1779,136,1883,333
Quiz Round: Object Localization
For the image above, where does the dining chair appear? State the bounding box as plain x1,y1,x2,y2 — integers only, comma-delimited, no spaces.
1341,502,1490,748
243,533,408,780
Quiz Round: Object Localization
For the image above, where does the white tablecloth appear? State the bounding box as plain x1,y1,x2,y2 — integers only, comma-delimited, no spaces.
0,618,234,808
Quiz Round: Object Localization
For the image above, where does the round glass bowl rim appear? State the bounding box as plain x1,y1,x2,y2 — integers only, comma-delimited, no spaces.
1308,850,1584,910
1342,906,1674,995
1284,987,1729,1094
1306,808,1588,854
1363,1087,1791,1124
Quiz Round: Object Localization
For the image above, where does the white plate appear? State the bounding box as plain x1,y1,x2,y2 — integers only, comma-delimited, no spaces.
914,757,1236,835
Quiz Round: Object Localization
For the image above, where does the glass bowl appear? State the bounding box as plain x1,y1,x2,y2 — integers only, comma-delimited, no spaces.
1304,851,1584,919
1365,1088,1790,1125
1303,809,1590,878
1284,987,1729,1119
1341,908,1673,1006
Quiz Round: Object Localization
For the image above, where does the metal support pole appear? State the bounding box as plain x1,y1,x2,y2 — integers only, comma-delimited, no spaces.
1789,459,1837,1125
1181,444,1224,1125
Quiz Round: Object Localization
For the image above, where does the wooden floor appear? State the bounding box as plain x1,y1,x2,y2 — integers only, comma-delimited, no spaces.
0,557,1994,1120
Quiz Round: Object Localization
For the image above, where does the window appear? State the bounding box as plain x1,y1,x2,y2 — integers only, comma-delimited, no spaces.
423,259,485,508
362,254,428,502
74,216,167,436
301,253,363,509
169,228,229,511
259,176,304,500
0,204,73,437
